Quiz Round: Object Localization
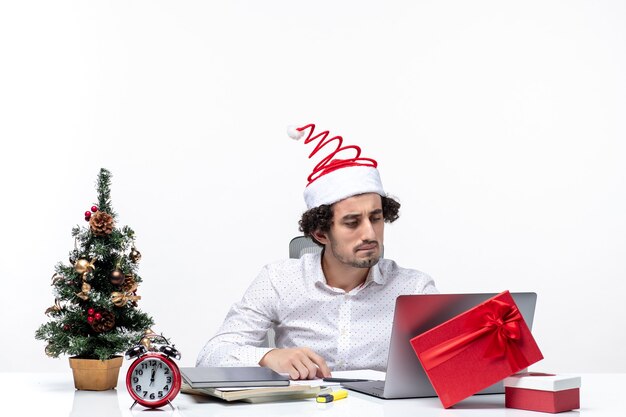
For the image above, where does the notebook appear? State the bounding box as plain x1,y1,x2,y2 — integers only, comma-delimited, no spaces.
180,366,290,388
342,292,538,399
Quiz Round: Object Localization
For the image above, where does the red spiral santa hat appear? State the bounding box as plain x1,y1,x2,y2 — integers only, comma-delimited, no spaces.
288,123,386,209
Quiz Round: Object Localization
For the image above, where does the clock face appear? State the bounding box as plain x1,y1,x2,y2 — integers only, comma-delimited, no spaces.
126,353,181,408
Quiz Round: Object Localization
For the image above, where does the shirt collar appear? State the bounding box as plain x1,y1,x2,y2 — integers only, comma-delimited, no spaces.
311,251,387,290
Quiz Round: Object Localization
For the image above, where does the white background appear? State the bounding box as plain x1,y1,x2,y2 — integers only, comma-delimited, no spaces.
1,1,624,373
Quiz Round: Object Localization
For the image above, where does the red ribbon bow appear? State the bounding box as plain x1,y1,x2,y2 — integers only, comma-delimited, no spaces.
419,298,528,371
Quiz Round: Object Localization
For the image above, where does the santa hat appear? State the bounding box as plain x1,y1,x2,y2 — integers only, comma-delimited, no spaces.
287,123,386,209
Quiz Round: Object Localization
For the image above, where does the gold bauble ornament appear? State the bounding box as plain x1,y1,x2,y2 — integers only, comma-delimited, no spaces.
130,247,142,263
74,258,95,274
45,344,55,357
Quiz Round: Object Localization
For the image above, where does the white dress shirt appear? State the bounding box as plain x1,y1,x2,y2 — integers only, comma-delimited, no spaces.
196,252,438,372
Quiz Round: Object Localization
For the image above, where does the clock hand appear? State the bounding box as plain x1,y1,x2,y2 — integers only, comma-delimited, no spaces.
150,368,156,386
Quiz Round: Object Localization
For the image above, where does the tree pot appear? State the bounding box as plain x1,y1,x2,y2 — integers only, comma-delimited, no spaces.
69,356,123,391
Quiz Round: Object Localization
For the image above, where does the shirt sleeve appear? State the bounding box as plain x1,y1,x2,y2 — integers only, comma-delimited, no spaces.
195,265,279,367
415,271,439,294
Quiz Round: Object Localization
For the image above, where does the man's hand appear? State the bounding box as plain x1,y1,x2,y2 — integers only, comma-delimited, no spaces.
259,347,331,380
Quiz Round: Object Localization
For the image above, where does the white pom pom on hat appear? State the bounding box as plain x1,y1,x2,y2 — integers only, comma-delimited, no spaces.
287,125,305,140
287,123,385,209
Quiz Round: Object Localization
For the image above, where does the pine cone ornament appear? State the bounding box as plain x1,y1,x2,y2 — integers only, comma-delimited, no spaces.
89,211,114,236
91,310,115,333
123,274,137,292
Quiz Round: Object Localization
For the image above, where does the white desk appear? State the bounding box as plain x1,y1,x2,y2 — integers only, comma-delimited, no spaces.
4,372,623,417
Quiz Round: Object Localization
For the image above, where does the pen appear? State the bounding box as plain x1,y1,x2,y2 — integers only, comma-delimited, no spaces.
316,389,349,403
322,377,371,383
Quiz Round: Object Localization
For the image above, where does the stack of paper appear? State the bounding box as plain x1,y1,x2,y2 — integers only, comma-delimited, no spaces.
181,383,330,403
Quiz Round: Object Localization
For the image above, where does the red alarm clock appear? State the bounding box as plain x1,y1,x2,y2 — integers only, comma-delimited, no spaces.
125,343,182,409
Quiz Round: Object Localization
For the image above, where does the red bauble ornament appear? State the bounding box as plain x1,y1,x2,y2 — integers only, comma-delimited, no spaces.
84,217,90,222
84,211,92,217
91,206,98,212
63,324,71,331
87,316,94,324
87,308,95,316
94,312,102,321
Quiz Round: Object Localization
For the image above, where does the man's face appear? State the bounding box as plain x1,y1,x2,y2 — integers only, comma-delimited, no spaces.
323,193,385,268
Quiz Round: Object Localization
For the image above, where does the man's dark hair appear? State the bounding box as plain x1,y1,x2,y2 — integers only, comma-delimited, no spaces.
298,195,401,246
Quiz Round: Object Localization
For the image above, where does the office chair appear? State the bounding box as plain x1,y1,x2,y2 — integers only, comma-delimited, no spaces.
289,235,322,259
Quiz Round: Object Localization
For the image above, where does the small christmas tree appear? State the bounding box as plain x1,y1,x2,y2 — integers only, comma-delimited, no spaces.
36,168,154,361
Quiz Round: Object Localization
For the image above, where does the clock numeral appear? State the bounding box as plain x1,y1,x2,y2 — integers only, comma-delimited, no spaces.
135,369,143,376
141,363,148,369
143,391,148,398
164,368,170,374
164,384,169,392
149,360,156,367
149,393,156,400
133,377,139,383
158,391,164,398
135,384,142,392
166,376,172,383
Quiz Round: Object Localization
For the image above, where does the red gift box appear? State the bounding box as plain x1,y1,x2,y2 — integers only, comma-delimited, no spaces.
504,372,581,413
409,290,543,408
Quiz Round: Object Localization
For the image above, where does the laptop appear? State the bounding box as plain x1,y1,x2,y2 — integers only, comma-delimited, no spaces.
342,292,538,399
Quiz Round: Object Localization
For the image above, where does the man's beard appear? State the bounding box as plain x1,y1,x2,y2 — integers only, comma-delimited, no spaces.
329,237,381,268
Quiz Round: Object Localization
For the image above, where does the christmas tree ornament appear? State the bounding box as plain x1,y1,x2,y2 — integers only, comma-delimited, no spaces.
51,273,65,286
130,247,142,263
76,280,92,301
87,316,94,324
45,299,63,316
45,343,55,357
83,205,99,222
110,268,125,285
94,312,102,321
91,310,115,332
89,211,114,236
88,308,95,316
69,239,80,265
63,324,71,331
111,292,126,307
140,336,152,350
111,282,142,307
123,274,137,291
74,258,96,275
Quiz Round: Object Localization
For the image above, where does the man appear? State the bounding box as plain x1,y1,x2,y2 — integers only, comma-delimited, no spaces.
196,123,437,379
